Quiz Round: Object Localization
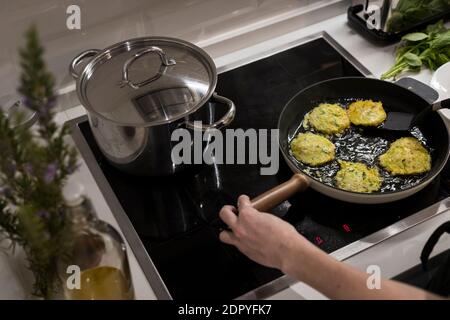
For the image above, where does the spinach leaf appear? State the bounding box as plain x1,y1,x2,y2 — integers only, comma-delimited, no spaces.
403,52,422,66
426,19,447,34
402,32,428,41
387,0,450,33
430,30,450,48
382,20,450,80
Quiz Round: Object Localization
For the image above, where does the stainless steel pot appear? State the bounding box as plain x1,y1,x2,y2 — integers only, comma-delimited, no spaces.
70,37,235,176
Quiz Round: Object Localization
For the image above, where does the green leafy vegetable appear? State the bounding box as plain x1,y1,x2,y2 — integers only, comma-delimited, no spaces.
402,32,428,41
426,19,447,35
381,20,450,80
386,0,450,33
403,52,423,66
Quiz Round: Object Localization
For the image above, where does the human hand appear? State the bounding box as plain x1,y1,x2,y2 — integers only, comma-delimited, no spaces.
219,195,310,272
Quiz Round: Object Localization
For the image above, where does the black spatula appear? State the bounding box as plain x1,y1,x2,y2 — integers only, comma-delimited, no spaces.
380,98,450,132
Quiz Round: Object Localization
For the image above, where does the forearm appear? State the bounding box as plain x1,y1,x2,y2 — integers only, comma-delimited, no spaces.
311,259,441,300
281,236,444,300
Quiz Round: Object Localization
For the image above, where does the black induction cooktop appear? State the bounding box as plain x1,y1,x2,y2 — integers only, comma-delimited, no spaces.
72,34,450,299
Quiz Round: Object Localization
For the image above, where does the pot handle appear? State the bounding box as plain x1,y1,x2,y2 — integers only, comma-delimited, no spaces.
251,174,309,212
185,93,236,131
119,46,176,90
70,49,101,79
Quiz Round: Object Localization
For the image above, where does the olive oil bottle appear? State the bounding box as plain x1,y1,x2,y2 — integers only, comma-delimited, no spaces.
58,181,134,300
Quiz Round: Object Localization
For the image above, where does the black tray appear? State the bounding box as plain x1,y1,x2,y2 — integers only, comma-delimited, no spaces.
348,4,450,45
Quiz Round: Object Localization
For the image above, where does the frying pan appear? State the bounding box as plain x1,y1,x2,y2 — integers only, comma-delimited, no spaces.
251,77,450,210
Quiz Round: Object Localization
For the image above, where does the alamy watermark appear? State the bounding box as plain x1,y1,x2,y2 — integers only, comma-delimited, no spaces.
66,5,81,30
366,265,382,290
66,265,81,290
171,122,279,175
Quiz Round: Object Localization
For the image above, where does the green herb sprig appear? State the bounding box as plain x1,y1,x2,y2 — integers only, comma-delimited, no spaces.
0,26,78,299
382,20,450,80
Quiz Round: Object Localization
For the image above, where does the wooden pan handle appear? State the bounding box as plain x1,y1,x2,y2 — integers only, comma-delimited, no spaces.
250,174,310,212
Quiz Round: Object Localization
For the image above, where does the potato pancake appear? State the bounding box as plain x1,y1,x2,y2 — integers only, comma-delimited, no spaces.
335,161,382,193
305,103,350,134
348,100,387,127
290,132,335,166
379,137,431,175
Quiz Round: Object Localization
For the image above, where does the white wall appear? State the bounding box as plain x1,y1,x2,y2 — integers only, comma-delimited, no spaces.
0,0,346,108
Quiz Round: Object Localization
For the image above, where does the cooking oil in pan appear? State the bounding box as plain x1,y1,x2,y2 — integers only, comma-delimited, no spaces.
288,99,432,193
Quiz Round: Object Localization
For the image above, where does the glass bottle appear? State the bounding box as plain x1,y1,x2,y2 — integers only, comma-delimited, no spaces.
58,181,135,300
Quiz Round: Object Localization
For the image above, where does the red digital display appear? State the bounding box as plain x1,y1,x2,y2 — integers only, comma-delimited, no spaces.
343,224,351,233
314,236,324,245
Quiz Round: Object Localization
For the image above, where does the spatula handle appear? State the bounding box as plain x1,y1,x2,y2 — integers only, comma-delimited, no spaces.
412,98,450,127
412,105,433,127
433,98,450,111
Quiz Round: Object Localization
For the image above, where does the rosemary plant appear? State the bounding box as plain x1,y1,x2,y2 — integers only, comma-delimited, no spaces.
0,26,78,299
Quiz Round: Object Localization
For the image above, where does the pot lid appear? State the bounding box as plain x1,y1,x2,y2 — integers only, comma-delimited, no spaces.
75,37,217,126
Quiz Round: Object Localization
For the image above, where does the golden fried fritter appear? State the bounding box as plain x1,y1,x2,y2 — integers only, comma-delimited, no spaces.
335,161,382,193
348,100,387,127
290,132,335,166
305,103,350,134
379,137,431,175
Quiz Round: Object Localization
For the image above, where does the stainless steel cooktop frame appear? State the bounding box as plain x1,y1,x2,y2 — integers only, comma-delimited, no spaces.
69,31,450,300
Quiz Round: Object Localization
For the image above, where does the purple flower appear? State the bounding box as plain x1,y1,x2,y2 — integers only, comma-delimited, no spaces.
46,97,57,110
22,96,57,116
22,97,34,110
0,186,12,199
37,97,56,117
24,163,33,175
36,209,50,219
43,163,57,183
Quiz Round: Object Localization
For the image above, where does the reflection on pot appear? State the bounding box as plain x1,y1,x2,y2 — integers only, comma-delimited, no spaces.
71,37,235,176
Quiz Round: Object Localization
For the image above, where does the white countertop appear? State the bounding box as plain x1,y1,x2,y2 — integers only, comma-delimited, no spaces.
2,12,450,300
